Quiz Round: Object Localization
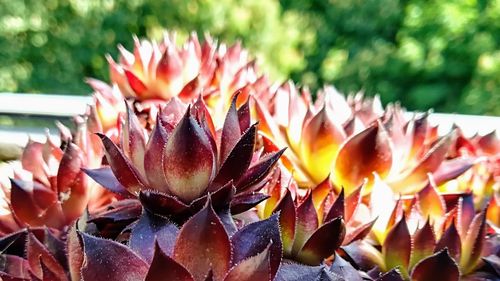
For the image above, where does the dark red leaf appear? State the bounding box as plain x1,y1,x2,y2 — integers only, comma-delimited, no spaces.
235,149,286,191
144,114,169,191
220,94,242,164
296,217,345,265
97,133,146,195
83,167,132,197
163,108,215,202
411,249,459,281
273,189,296,256
375,269,405,281
230,214,282,279
324,188,344,223
409,219,436,269
139,190,190,218
224,245,271,281
435,221,461,262
173,199,231,281
291,193,318,256
211,125,256,189
79,232,148,281
129,210,179,263
330,255,363,281
145,242,194,281
382,217,411,277
230,193,270,215
26,233,66,280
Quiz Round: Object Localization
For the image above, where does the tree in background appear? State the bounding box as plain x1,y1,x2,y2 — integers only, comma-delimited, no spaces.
1,0,499,115
0,0,310,94
281,0,500,115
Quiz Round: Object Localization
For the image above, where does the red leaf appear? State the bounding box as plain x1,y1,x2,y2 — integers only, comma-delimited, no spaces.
163,108,215,202
144,114,169,191
416,178,445,222
97,133,146,195
324,188,344,223
57,143,85,196
409,219,436,269
301,105,346,184
273,189,296,256
237,99,251,134
129,210,179,263
124,69,148,96
390,133,454,193
435,221,461,262
224,245,271,281
296,217,345,265
432,158,474,186
26,233,66,280
460,208,488,274
211,125,256,189
57,143,88,222
173,199,231,281
40,258,62,281
230,193,270,215
291,193,319,257
235,149,286,192
345,184,363,221
67,226,83,281
145,242,194,281
220,94,242,164
230,214,282,279
411,249,459,281
79,232,148,281
10,179,59,227
334,124,392,194
382,217,411,277
122,102,147,176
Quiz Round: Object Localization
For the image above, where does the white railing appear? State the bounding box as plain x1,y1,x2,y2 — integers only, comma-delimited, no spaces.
0,93,92,117
0,93,499,149
0,93,93,149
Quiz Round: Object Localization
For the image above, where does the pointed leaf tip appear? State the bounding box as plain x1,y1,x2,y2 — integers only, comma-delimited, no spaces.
145,242,194,281
382,217,411,277
173,200,231,281
163,108,215,202
79,231,149,281
411,249,459,281
230,213,282,280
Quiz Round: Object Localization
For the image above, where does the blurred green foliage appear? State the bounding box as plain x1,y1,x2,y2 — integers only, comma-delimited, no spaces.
0,0,309,94
281,0,500,115
1,0,499,115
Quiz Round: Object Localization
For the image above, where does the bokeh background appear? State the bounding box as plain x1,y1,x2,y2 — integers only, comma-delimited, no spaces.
1,0,499,115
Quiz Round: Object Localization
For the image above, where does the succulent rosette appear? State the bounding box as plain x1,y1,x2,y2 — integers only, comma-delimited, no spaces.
0,199,283,281
0,110,114,236
341,178,499,280
89,32,272,131
442,129,500,209
255,83,478,196
1,30,499,281
85,95,283,229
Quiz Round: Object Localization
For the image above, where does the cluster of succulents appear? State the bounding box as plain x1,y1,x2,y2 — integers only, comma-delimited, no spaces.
0,32,498,281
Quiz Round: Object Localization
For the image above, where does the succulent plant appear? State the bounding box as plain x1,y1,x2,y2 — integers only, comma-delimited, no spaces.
89,32,272,131
340,178,499,280
0,199,283,281
1,30,499,281
0,109,114,236
255,83,476,196
84,95,283,228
